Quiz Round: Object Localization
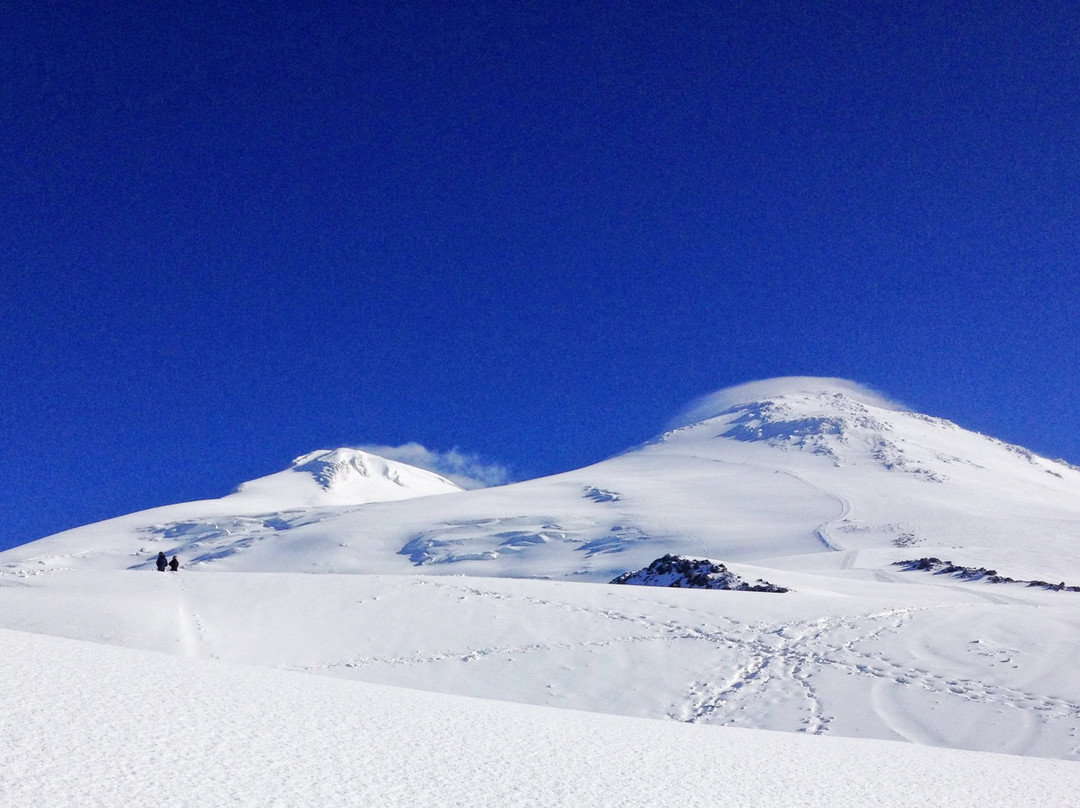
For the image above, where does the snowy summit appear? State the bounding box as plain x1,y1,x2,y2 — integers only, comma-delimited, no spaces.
229,446,463,507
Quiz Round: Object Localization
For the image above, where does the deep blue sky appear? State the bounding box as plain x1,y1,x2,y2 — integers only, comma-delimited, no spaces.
3,1,1078,551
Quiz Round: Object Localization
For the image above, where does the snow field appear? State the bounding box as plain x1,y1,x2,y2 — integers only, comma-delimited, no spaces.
3,626,1078,808
3,569,1079,760
6,379,1080,802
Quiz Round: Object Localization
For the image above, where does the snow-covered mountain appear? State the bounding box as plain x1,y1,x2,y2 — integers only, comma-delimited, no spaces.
229,446,463,506
4,446,463,570
4,377,1080,803
9,376,1079,584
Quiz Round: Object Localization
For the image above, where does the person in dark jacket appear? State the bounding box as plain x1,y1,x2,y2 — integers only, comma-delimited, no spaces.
169,556,179,572
156,552,168,572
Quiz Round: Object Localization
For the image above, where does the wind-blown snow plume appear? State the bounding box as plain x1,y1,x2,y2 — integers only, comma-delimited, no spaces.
360,442,510,490
669,377,908,429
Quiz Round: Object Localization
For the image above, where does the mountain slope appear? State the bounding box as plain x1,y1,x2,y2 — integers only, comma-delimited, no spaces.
4,378,1080,763
8,625,1079,807
1,447,463,571
8,377,1076,584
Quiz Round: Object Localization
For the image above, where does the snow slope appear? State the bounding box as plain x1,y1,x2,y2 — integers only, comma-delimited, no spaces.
7,378,1079,584
4,626,1078,808
3,377,1080,802
4,566,1079,761
3,446,463,570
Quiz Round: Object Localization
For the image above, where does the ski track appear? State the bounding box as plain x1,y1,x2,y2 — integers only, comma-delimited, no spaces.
14,568,1073,752
678,605,1080,737
774,469,852,553
6,564,1079,759
695,459,853,554
173,574,214,660
264,578,1080,751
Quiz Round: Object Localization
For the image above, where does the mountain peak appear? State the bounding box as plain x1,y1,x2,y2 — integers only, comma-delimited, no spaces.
229,447,463,507
670,377,906,430
292,448,421,491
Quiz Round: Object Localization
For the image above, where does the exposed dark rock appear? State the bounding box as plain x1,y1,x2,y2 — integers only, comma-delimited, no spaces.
895,558,1079,591
611,554,788,592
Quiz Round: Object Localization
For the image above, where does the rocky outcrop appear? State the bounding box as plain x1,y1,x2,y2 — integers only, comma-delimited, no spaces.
610,554,788,592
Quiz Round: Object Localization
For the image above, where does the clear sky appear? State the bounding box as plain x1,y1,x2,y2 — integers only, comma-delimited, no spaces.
2,1,1078,552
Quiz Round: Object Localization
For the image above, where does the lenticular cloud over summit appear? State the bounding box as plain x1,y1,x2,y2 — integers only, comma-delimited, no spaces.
669,376,908,429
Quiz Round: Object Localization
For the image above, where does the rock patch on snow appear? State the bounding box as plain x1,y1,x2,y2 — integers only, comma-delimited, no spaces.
895,558,1080,591
611,554,789,592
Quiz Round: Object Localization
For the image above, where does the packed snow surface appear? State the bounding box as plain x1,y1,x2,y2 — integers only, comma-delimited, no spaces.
4,624,1078,807
4,378,1080,804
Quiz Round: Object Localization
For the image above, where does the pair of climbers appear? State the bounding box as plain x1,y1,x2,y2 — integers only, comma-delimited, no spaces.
155,552,179,572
